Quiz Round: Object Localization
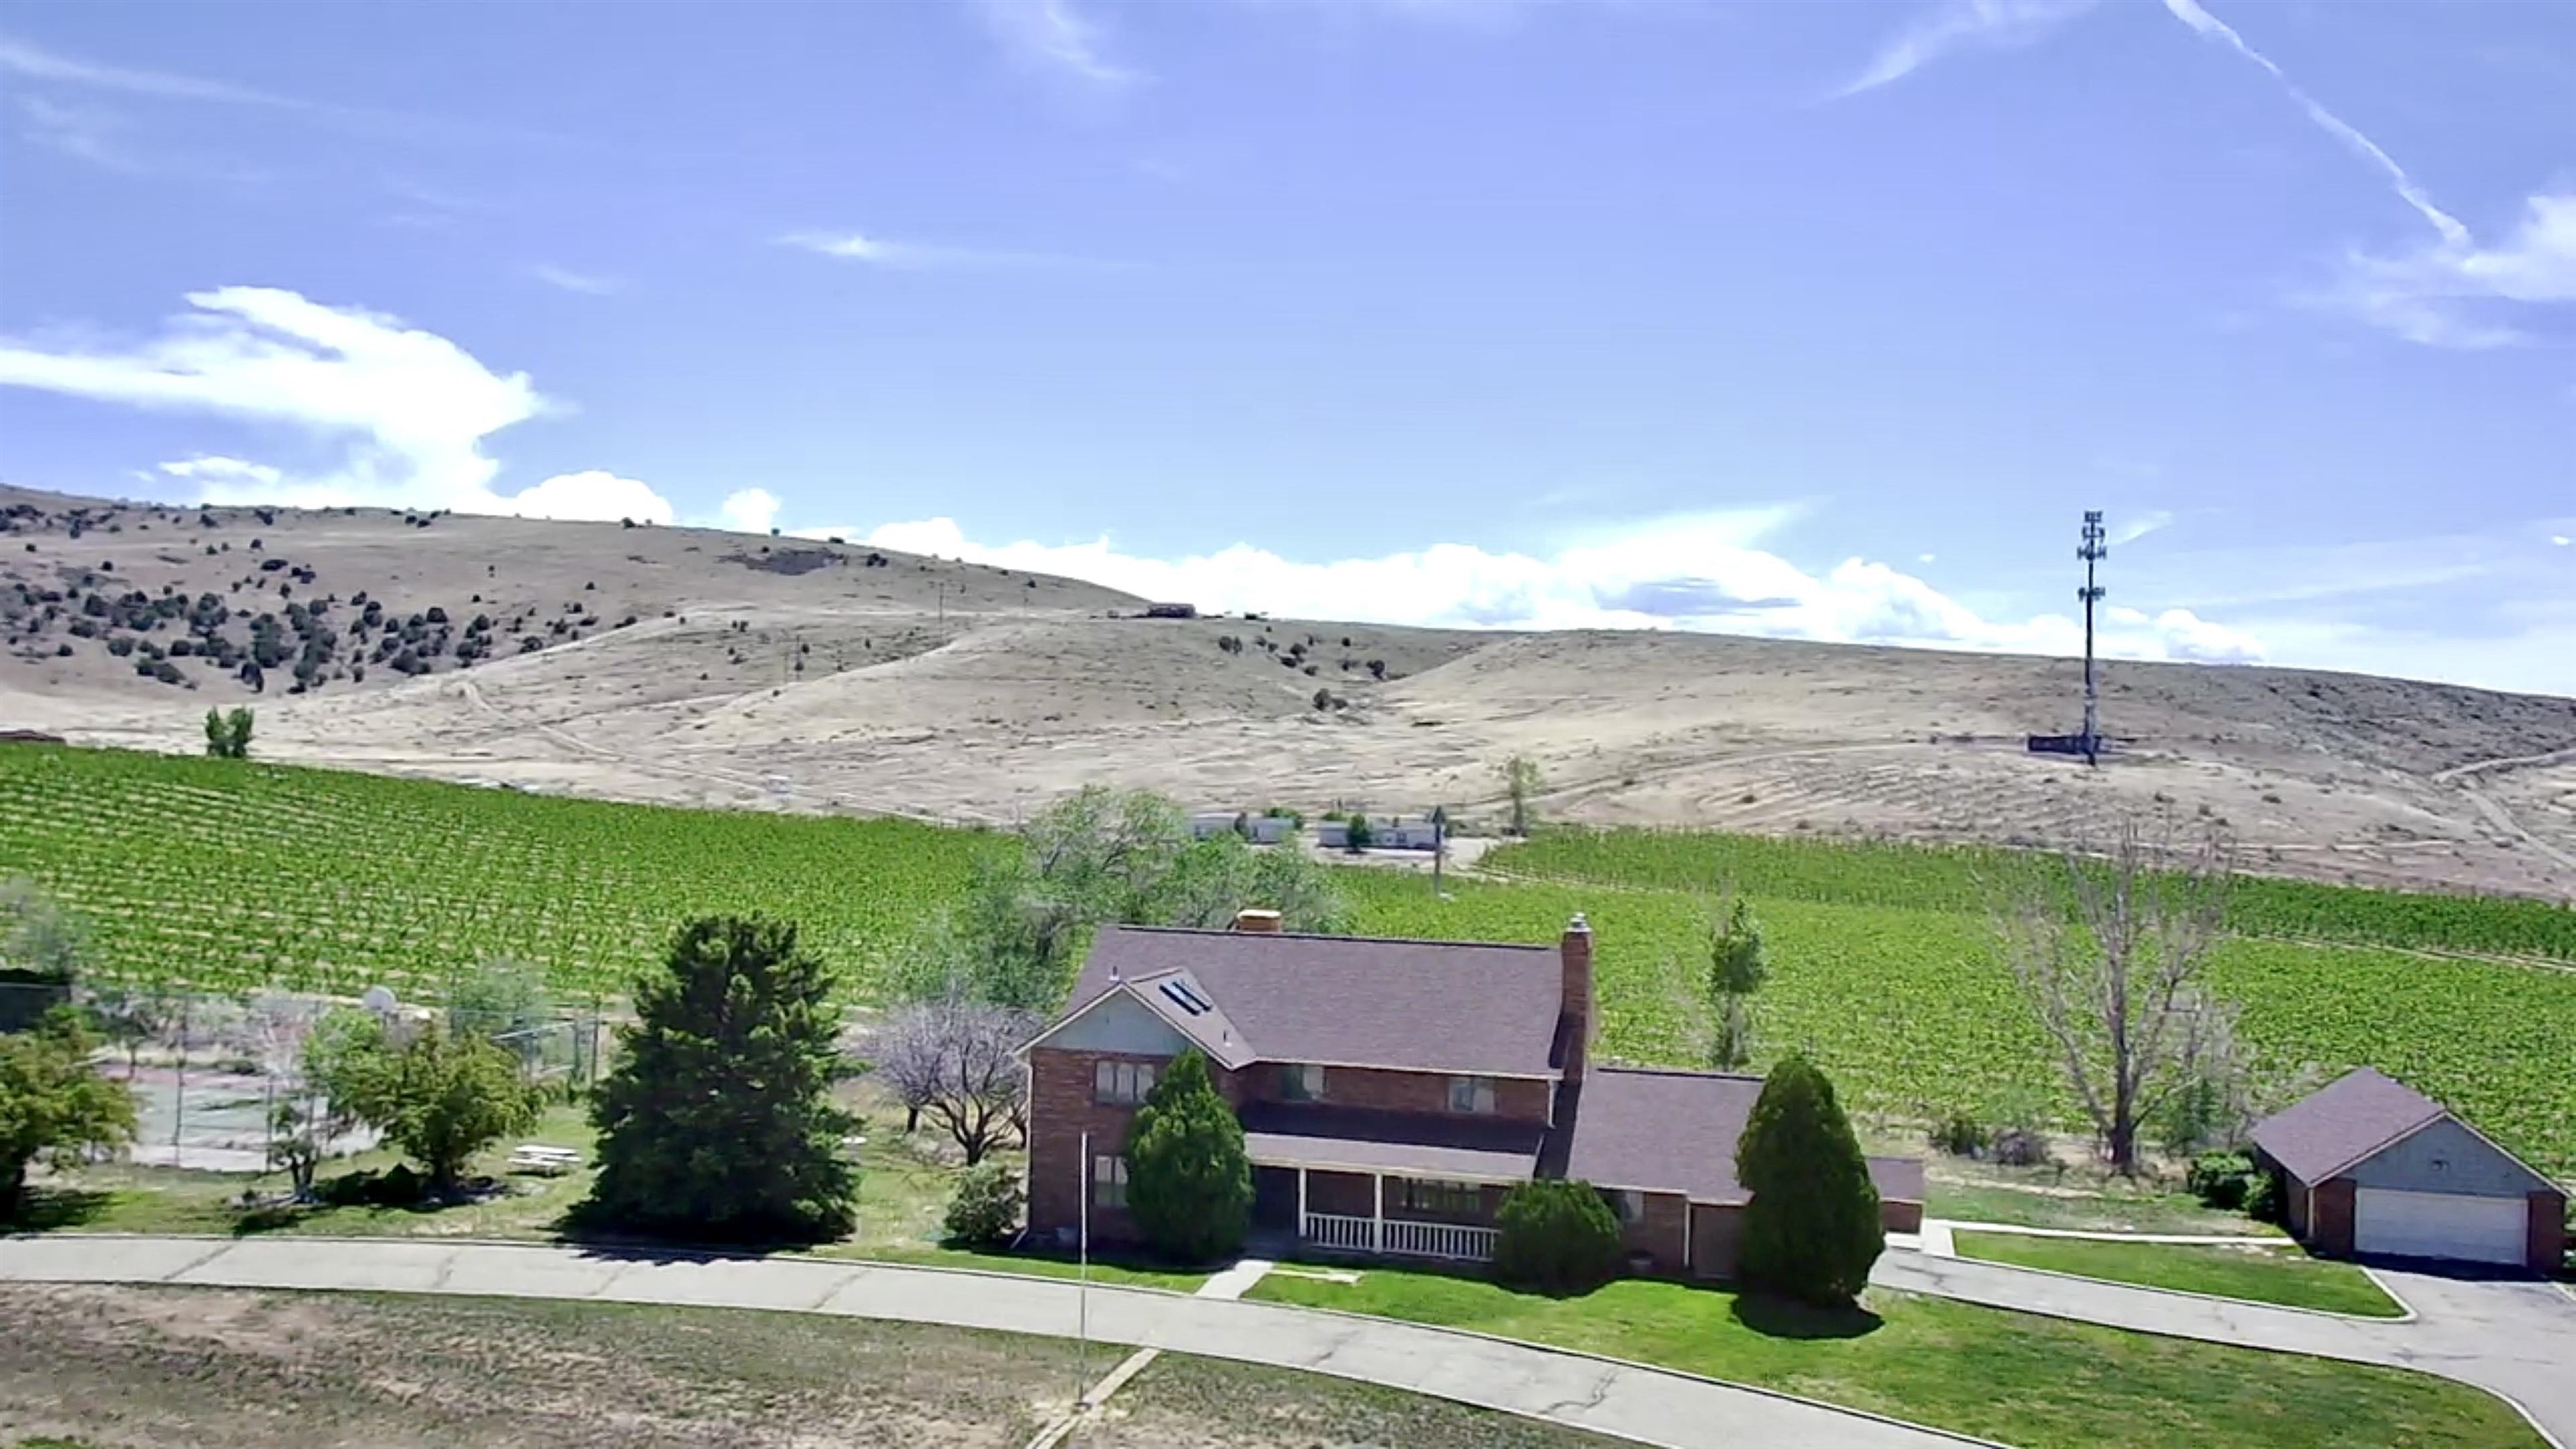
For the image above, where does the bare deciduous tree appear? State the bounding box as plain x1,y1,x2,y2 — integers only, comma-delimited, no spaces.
1988,811,2235,1175
875,996,1034,1166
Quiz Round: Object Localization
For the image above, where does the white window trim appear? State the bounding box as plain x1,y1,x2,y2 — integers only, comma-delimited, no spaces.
1281,1062,1325,1103
1094,1058,1157,1106
1093,1154,1129,1209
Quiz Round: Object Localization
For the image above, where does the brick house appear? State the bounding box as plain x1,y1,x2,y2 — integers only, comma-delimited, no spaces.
2251,1067,2567,1272
1021,910,1922,1275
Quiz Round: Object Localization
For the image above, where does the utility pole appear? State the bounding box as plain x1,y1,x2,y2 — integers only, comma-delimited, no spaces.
2078,510,2107,766
1077,1129,1091,1408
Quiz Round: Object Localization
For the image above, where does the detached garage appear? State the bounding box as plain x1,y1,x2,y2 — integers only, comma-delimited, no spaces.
2251,1067,2566,1272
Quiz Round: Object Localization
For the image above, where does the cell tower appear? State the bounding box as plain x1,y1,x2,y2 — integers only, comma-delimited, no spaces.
2025,510,2111,765
2078,509,2107,764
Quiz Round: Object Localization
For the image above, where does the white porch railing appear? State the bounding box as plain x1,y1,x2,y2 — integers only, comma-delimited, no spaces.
1301,1211,1498,1263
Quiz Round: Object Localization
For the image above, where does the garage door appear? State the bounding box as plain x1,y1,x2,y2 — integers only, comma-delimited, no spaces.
2352,1187,2527,1265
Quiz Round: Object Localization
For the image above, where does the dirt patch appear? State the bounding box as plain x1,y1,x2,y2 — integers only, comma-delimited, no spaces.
0,1285,1620,1449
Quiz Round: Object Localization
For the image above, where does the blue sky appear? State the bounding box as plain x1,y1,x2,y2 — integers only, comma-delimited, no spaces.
2,0,2570,693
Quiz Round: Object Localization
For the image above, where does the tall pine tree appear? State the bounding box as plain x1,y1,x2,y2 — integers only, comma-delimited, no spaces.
1123,1050,1252,1262
1734,1054,1883,1306
582,917,857,1244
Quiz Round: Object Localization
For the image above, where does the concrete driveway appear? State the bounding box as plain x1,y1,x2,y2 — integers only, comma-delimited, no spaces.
1876,1250,2576,1447
0,1235,1976,1449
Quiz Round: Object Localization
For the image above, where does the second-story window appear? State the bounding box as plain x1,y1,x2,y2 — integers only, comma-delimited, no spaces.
1094,1059,1156,1105
1447,1075,1497,1114
1279,1062,1325,1102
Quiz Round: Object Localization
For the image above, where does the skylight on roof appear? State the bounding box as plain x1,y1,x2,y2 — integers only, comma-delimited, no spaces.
1158,979,1214,1016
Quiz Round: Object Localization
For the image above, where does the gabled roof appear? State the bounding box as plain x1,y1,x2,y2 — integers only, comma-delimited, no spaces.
2250,1067,2450,1184
1560,1067,1928,1205
1058,925,1565,1078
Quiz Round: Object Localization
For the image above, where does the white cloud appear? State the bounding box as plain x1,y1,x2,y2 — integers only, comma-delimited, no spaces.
0,33,301,107
527,264,620,296
0,286,673,524
2334,191,2576,348
777,230,1101,272
0,32,569,148
717,488,782,535
2553,536,2571,548
2158,0,2467,247
2145,1,2573,349
1835,0,2100,97
494,470,674,524
827,512,2267,666
2110,510,2173,545
17,94,141,171
965,0,1135,87
1918,552,1937,564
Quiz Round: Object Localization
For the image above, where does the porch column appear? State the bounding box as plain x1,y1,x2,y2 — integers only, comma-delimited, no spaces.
1296,1166,1308,1237
1372,1172,1384,1254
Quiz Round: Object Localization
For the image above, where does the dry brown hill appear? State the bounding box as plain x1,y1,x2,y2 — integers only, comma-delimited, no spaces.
6,484,2571,896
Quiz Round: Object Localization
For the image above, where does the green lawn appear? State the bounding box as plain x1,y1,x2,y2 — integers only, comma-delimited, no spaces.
1950,1231,2405,1317
1925,1175,2288,1239
11,1098,1205,1293
1249,1267,2537,1449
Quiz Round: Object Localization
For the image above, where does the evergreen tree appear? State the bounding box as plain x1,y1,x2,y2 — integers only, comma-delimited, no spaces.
582,917,858,1244
1122,1050,1251,1262
1734,1054,1883,1306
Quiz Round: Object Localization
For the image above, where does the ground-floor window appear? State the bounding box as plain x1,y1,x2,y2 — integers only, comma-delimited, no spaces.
1602,1187,1644,1223
1399,1178,1483,1218
1093,1154,1128,1210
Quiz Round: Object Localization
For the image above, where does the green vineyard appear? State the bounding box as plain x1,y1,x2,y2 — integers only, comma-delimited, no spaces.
1,745,992,999
6,744,2571,1177
1488,826,2576,961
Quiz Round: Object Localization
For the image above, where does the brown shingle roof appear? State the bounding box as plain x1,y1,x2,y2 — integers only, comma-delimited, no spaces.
1561,1067,1764,1202
1065,926,1565,1078
2250,1067,2449,1185
1560,1067,1926,1205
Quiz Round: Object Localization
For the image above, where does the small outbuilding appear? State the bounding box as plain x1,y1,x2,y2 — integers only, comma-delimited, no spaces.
2250,1067,2565,1271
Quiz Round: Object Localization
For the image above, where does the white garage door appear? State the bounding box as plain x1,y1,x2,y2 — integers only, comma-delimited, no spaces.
2352,1187,2526,1265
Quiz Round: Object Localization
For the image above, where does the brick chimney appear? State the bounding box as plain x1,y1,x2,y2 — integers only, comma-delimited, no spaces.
1560,912,1594,1086
1233,908,1283,934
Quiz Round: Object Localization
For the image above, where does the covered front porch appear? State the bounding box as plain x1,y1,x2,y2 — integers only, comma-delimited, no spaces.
1239,1102,1542,1265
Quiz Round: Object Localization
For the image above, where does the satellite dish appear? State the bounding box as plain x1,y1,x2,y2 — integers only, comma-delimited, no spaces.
360,985,397,1014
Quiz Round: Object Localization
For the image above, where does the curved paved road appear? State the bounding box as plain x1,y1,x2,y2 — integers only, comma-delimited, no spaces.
0,1236,1976,1449
1875,1253,2574,1447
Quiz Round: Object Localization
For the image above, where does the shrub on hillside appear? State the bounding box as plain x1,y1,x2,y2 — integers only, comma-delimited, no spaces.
1493,1179,1623,1295
943,1161,1025,1247
1737,1054,1883,1307
1123,1050,1251,1263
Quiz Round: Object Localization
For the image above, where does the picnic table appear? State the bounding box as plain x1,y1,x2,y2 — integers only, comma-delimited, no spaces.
506,1144,581,1176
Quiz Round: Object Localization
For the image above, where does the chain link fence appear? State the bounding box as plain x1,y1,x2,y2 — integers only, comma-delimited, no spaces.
3,980,609,1173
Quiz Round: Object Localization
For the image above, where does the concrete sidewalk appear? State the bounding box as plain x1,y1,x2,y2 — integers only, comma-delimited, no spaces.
1875,1250,2575,1447
0,1235,1972,1449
